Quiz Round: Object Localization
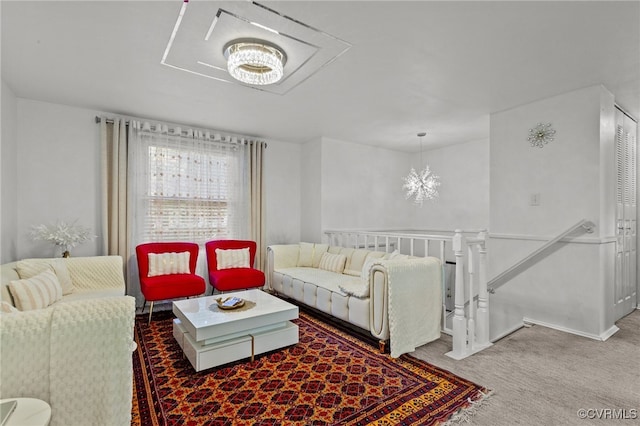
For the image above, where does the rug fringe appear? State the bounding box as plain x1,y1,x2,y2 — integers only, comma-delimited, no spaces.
442,389,493,425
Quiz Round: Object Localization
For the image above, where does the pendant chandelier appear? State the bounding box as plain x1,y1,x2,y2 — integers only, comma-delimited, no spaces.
224,39,287,86
403,132,440,205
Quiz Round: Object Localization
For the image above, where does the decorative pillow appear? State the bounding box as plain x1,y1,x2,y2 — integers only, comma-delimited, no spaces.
8,268,63,311
318,252,347,274
0,301,19,314
215,248,250,270
147,251,191,277
17,258,74,295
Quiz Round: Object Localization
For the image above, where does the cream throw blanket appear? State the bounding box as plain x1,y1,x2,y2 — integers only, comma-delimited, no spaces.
385,258,443,358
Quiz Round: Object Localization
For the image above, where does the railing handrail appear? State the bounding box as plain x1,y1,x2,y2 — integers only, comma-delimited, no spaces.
487,219,595,293
323,228,482,241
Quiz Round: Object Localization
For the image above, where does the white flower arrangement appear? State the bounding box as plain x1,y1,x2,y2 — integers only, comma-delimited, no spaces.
30,220,96,255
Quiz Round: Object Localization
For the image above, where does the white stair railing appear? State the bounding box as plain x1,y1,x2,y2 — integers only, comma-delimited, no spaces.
324,228,490,360
445,230,492,360
487,219,595,293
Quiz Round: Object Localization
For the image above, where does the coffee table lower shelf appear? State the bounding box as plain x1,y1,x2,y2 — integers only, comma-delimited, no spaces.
173,319,298,371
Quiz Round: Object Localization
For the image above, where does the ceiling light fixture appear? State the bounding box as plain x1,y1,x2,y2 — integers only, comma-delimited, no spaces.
403,132,440,205
223,39,286,86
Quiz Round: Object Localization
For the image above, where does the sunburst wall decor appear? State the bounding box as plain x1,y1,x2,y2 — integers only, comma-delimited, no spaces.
528,123,556,148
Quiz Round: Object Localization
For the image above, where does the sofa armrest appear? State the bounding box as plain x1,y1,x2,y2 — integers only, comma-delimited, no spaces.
0,307,55,402
49,296,136,426
368,264,390,341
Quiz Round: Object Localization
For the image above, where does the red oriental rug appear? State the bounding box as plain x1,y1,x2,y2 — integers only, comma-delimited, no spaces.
131,311,490,425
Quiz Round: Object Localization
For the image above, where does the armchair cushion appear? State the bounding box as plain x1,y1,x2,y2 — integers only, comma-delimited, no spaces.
209,268,265,292
139,274,206,301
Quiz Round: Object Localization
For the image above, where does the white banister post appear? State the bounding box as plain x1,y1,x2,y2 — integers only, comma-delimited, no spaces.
476,230,491,348
467,244,476,351
447,229,468,359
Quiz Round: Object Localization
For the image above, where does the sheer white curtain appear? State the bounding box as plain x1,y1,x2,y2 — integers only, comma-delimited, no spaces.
127,121,250,303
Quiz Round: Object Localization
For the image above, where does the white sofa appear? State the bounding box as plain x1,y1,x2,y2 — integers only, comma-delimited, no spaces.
0,256,136,426
267,242,443,356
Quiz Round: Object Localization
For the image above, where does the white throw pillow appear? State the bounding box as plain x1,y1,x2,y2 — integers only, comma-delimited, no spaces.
216,248,250,270
318,252,347,274
17,258,74,295
147,251,191,277
8,268,63,311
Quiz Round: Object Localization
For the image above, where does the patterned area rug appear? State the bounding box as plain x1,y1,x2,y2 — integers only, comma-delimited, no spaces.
131,311,490,425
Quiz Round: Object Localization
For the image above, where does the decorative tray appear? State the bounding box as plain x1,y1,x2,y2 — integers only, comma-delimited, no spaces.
215,297,245,310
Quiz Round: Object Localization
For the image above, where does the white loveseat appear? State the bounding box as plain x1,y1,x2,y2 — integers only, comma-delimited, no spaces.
0,256,136,426
267,243,443,357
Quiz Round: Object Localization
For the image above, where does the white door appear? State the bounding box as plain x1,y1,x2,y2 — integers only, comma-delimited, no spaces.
614,107,637,320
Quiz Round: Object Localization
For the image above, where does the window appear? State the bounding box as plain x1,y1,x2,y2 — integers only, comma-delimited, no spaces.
130,124,248,246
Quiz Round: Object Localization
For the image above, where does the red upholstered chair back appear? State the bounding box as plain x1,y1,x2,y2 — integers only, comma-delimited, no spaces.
136,242,200,279
205,240,257,272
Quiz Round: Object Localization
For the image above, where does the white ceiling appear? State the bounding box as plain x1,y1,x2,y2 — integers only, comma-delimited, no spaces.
2,1,639,152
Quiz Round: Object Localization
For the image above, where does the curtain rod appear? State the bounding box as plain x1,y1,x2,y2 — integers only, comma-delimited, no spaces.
94,116,267,147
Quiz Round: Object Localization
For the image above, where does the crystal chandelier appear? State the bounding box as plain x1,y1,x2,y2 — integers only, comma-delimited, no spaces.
403,132,440,205
224,40,286,86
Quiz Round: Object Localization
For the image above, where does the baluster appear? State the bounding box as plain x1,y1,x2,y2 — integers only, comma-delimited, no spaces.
476,230,491,348
467,244,476,351
410,238,415,256
447,230,468,359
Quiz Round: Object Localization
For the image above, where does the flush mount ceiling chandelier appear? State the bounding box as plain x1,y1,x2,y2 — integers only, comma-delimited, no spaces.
224,39,287,86
403,132,441,205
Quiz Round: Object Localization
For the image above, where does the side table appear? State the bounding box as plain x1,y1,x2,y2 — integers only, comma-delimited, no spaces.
0,398,51,426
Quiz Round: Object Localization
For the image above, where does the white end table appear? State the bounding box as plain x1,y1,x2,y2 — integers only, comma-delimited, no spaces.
0,398,51,426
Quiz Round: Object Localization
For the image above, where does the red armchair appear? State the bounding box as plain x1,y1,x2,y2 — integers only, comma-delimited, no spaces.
136,242,206,323
205,240,265,292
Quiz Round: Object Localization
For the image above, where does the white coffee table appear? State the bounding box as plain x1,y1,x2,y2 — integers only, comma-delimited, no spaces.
172,289,299,371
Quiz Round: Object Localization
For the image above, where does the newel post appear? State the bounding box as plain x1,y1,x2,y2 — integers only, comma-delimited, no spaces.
475,230,491,349
446,230,468,359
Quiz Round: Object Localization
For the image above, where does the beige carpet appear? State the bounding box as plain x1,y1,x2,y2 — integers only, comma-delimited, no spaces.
412,310,640,425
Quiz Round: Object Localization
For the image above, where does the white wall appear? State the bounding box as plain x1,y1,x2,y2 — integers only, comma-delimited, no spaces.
298,136,491,244
300,138,322,242
15,99,102,259
320,137,411,232
489,85,618,340
265,139,301,245
9,98,302,262
414,139,489,231
1,80,18,263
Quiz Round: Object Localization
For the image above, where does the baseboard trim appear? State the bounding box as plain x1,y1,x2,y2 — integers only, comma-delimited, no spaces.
490,322,525,343
522,317,620,341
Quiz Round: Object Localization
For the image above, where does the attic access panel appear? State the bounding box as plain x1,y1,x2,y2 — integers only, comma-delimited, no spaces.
161,1,351,95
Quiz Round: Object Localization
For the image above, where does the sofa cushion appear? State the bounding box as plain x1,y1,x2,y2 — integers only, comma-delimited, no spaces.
0,301,18,313
297,242,314,267
215,248,250,269
147,251,190,277
318,252,347,273
311,244,329,268
17,258,74,295
9,268,63,311
344,249,374,276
